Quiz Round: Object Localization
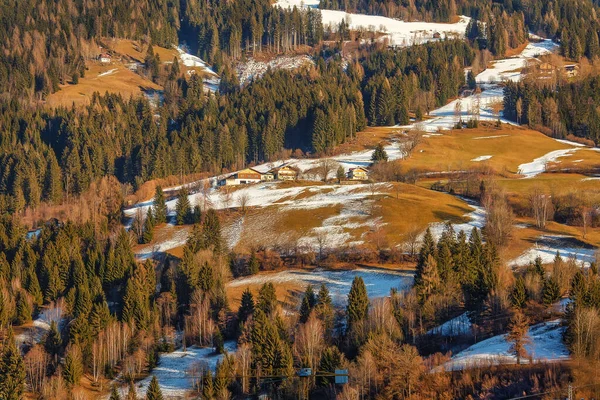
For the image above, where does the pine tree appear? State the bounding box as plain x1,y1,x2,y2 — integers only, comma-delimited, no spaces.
175,187,192,225
511,276,528,309
347,276,369,330
299,285,317,324
126,380,137,400
152,186,168,224
247,250,259,275
142,210,155,244
371,143,388,163
257,283,277,315
415,228,436,287
15,293,31,325
146,376,164,400
542,277,561,305
44,321,62,359
336,165,345,183
202,369,214,400
63,345,83,386
109,385,121,400
0,328,26,400
237,288,254,323
202,209,223,253
318,346,343,386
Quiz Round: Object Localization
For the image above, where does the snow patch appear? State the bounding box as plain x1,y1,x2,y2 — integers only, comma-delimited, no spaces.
227,268,413,307
98,68,118,77
440,320,569,371
427,313,472,337
237,55,314,86
471,155,492,162
509,235,596,268
517,147,580,178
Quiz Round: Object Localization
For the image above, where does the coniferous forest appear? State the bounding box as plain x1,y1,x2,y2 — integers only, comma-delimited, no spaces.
2,0,600,398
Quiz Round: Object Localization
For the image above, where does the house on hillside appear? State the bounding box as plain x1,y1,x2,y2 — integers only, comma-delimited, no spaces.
99,53,112,64
270,164,298,181
347,166,369,181
218,168,264,186
561,64,579,78
261,171,275,181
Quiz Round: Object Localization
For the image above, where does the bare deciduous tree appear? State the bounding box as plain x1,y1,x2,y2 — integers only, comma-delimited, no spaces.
529,186,552,229
319,159,338,182
237,191,250,214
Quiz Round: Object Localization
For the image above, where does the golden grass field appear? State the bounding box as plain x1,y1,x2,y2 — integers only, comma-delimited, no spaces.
403,125,573,175
45,63,161,108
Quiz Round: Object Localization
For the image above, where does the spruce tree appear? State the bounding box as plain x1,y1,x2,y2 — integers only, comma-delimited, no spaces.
511,276,528,309
542,277,561,305
247,250,259,275
175,187,192,225
257,283,277,315
126,380,137,400
371,143,388,163
0,328,26,400
152,186,167,225
336,165,345,182
202,369,214,400
109,385,121,400
63,345,83,386
44,321,62,359
202,209,223,253
146,376,164,400
347,276,369,330
237,288,254,323
142,211,155,244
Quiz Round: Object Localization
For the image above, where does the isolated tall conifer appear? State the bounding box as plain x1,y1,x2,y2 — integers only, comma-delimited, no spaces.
347,276,369,330
152,186,167,224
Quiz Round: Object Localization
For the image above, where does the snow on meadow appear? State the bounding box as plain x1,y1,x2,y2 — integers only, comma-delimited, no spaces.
176,47,220,92
509,235,597,268
113,342,237,399
228,268,413,306
427,313,472,337
273,0,469,47
471,155,492,162
440,320,569,371
429,198,486,241
517,147,581,178
320,11,470,47
475,40,559,83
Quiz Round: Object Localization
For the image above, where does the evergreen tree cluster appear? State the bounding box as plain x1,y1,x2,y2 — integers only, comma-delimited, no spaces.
504,77,600,144
360,40,474,126
414,225,500,312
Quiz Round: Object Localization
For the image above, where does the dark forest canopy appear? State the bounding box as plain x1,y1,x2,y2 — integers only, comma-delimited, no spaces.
503,77,600,145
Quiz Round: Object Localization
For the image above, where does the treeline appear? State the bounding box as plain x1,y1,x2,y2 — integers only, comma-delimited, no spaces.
503,77,600,144
360,40,475,125
0,0,180,99
320,0,459,21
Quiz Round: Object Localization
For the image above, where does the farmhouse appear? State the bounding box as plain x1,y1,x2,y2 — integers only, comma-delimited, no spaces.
347,166,369,180
99,53,112,64
270,164,298,181
218,168,264,186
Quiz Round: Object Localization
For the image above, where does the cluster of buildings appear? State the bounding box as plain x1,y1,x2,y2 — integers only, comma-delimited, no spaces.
217,164,369,186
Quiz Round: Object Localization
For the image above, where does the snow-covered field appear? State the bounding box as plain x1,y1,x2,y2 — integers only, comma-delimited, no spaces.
237,55,314,86
509,235,597,268
476,40,558,83
429,198,486,240
176,47,220,92
427,313,472,337
440,320,569,371
228,268,413,306
114,342,237,399
273,0,469,47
